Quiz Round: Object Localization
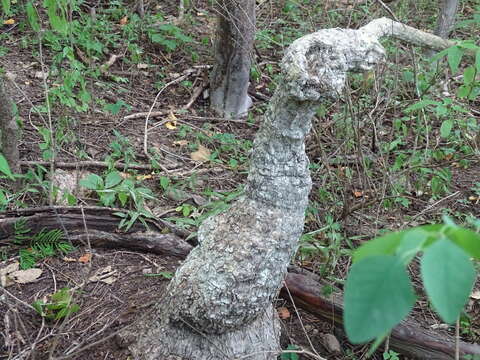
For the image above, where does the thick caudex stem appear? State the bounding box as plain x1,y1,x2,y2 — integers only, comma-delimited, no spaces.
123,18,449,360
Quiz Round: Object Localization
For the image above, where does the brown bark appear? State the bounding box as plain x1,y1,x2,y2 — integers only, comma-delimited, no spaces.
0,78,20,175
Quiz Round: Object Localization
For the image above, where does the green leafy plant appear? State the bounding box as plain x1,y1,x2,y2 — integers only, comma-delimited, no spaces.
32,287,80,321
344,218,480,348
383,350,400,360
144,271,174,279
80,170,156,230
13,223,74,269
148,23,193,52
281,344,300,360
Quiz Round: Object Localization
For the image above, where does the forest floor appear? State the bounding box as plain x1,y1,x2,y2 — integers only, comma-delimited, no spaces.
1,0,479,359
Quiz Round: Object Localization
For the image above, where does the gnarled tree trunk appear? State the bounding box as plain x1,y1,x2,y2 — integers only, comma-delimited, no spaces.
120,18,453,360
209,0,255,118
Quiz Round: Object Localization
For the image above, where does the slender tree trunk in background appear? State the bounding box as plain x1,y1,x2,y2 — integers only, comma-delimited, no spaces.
209,0,255,118
435,0,459,39
0,78,20,176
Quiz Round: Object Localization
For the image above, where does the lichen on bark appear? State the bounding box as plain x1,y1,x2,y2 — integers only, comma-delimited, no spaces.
123,22,388,360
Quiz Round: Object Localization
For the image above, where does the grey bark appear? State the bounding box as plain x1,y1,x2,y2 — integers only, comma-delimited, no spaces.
121,23,387,360
0,78,20,175
209,0,255,118
119,19,454,360
435,0,459,39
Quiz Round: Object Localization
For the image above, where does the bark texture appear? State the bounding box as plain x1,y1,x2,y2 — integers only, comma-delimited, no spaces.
435,0,459,39
209,0,255,118
0,78,20,175
124,23,386,360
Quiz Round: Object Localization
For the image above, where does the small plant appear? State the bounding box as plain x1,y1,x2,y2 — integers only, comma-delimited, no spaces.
383,350,400,360
32,287,80,321
79,170,156,230
12,221,74,269
344,217,480,350
281,344,300,360
148,23,193,52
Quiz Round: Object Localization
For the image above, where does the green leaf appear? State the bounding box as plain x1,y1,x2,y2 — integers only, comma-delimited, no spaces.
26,2,40,32
159,176,170,191
353,232,402,262
395,229,427,264
457,85,472,98
144,271,174,279
344,255,415,343
99,191,116,206
32,300,44,315
405,99,438,113
443,227,480,260
440,119,453,138
281,345,300,360
435,106,448,117
421,238,475,323
105,171,123,188
0,153,15,180
79,174,103,190
118,192,128,206
447,46,464,74
44,0,68,35
463,66,476,85
2,0,10,15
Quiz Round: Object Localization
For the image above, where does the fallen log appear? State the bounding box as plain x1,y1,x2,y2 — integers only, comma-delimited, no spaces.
1,206,478,358
0,206,193,258
282,272,480,360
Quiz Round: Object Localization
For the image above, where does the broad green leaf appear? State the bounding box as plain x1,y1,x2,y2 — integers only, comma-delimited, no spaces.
351,224,444,262
447,46,464,75
354,232,402,262
0,153,15,180
440,119,453,138
344,255,415,343
395,229,427,264
444,227,480,259
421,238,475,324
463,66,476,85
457,85,471,98
159,176,170,191
26,2,40,32
118,192,128,206
79,174,103,190
428,48,449,63
404,99,438,113
99,191,116,206
105,171,122,188
435,106,448,116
